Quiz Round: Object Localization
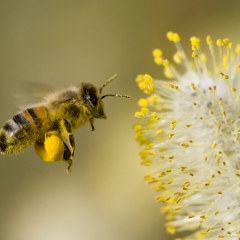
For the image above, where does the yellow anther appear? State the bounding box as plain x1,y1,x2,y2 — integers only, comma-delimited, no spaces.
136,74,144,83
156,129,163,135
151,112,160,120
220,72,229,79
132,124,142,131
211,143,217,148
147,93,159,104
154,57,163,65
141,160,152,166
181,142,189,148
186,124,192,127
206,35,213,45
222,38,230,46
168,133,174,139
164,67,174,79
143,74,153,83
227,42,233,49
169,83,177,89
134,111,145,118
192,51,198,58
236,44,240,54
172,33,181,42
163,59,170,67
231,87,237,92
138,98,148,107
173,51,183,64
190,36,201,49
146,143,154,150
200,53,207,63
140,150,149,159
140,107,149,114
152,48,163,58
191,83,196,90
216,39,223,47
166,31,174,41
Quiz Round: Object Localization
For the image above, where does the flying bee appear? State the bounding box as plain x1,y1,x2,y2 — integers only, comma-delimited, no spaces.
0,74,129,173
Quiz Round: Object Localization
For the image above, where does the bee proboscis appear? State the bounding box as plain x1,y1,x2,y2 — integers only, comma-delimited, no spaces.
0,74,129,173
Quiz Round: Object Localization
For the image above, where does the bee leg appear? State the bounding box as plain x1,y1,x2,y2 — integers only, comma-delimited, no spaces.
89,118,95,131
62,142,73,174
61,119,75,159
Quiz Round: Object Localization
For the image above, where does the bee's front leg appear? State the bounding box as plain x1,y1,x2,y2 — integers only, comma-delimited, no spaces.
89,118,95,131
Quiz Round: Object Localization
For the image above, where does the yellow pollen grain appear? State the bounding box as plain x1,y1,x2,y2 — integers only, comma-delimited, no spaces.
231,87,237,92
186,124,192,127
188,214,195,218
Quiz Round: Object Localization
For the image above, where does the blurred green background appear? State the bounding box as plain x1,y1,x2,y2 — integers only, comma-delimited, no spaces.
0,1,240,240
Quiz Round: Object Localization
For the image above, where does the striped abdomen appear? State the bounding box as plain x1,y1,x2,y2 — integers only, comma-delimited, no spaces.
0,106,48,155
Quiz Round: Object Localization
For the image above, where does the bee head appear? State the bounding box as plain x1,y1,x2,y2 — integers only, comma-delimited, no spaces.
81,74,129,119
81,82,106,119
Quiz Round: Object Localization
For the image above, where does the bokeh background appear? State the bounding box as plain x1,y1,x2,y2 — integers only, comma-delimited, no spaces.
0,1,240,240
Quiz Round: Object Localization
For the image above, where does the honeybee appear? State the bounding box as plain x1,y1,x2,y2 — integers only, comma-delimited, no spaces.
0,74,129,173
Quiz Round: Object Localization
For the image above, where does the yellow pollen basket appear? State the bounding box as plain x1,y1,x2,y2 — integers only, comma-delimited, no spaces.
34,135,65,162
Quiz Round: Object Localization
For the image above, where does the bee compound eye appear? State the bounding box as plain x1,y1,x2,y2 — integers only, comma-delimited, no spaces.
89,92,98,107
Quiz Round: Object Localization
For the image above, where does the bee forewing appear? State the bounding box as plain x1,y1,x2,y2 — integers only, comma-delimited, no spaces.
14,81,54,109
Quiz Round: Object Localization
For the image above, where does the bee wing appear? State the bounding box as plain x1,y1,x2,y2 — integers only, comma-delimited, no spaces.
15,81,54,109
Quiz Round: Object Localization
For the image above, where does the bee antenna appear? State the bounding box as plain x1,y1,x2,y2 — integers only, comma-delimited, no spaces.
99,74,118,94
101,94,130,99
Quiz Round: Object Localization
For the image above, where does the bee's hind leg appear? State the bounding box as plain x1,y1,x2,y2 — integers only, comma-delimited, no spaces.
62,142,73,174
